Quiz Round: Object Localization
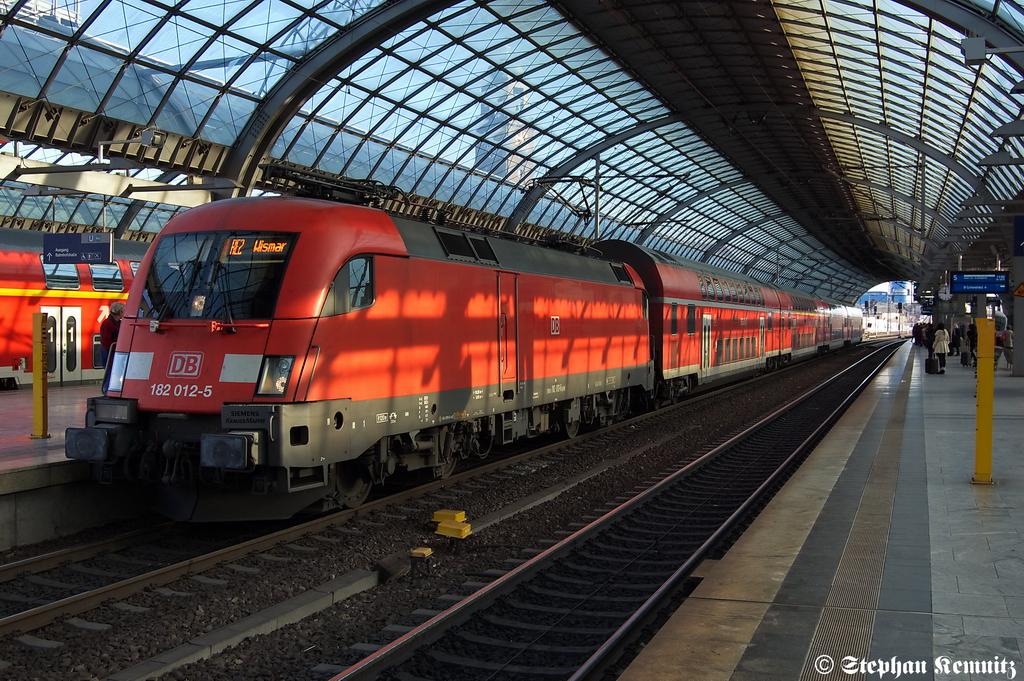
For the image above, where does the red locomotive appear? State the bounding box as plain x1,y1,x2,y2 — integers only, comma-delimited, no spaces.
0,228,148,389
65,186,861,521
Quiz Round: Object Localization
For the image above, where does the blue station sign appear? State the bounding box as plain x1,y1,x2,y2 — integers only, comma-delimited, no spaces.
949,271,1009,294
42,233,112,264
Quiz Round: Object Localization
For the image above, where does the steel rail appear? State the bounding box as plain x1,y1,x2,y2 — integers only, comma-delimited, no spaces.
0,523,177,584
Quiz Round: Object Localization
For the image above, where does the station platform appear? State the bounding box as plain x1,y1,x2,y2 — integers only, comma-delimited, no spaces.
0,382,149,550
620,340,1023,681
0,382,100,472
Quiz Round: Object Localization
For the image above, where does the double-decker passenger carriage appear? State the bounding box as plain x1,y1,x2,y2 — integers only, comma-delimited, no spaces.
0,227,149,389
595,241,863,404
67,196,654,521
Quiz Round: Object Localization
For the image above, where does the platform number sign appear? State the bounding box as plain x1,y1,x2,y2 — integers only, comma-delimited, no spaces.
550,316,561,335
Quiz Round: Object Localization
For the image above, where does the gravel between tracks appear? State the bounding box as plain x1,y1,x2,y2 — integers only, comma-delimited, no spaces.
0,349,877,681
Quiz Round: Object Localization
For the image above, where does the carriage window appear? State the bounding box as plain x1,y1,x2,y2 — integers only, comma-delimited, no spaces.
40,257,80,290
130,261,140,276
699,275,707,301
712,277,723,301
90,264,124,292
687,304,696,335
671,303,678,336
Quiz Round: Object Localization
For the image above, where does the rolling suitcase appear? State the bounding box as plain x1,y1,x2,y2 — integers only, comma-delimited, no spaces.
961,351,971,367
925,357,937,374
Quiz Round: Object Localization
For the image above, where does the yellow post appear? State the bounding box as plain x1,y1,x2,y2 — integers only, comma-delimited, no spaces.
31,312,50,439
973,317,994,484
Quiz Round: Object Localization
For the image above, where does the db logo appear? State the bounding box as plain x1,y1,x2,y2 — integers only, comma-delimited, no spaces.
167,352,203,378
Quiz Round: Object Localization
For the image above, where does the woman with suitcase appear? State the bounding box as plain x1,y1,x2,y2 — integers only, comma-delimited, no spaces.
932,323,950,374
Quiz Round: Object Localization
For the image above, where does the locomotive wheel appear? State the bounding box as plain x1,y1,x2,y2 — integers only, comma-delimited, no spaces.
439,451,458,479
337,462,372,508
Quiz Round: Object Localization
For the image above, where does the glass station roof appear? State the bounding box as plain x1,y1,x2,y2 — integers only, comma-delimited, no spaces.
1,0,1022,301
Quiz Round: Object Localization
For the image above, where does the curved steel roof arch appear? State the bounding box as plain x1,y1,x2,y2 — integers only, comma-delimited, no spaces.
221,0,455,195
807,108,984,192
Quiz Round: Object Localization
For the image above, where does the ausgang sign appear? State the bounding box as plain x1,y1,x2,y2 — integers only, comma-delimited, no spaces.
42,233,112,264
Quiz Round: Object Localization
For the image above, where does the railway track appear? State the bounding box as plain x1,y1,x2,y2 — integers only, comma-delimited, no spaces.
0,341,895,674
329,341,902,680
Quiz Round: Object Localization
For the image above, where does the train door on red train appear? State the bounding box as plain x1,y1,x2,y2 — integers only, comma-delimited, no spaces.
497,272,519,400
700,313,712,382
759,316,765,359
40,305,83,385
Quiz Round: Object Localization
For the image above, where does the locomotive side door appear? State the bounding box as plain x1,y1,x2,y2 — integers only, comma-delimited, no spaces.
40,305,83,385
497,272,519,400
700,313,712,383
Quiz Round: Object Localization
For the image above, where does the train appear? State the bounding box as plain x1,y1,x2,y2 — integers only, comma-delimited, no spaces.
64,193,862,521
0,228,150,390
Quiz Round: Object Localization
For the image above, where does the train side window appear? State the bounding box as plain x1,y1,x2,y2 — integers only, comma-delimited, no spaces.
715,338,723,365
712,277,723,301
699,275,707,301
687,303,696,335
349,256,374,309
130,261,140,276
323,256,374,316
40,257,80,290
767,312,773,331
670,303,678,336
89,264,124,291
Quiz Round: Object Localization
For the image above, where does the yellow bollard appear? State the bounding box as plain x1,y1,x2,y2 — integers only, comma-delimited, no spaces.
972,317,994,484
31,312,50,439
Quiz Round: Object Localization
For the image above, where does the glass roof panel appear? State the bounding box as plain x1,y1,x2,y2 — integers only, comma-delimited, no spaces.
4,0,1019,299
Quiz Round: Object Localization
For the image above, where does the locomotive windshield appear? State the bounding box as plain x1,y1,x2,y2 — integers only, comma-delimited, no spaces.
141,231,296,320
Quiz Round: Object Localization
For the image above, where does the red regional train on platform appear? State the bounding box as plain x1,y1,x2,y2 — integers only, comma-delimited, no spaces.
65,180,862,521
0,228,149,390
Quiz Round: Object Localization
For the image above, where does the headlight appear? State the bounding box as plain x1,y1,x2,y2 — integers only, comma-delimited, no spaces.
256,355,294,396
106,352,129,393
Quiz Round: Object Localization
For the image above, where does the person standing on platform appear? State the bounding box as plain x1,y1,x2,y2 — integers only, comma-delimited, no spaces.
950,324,962,355
932,323,950,374
925,322,935,361
100,301,125,367
967,323,978,367
1004,325,1014,370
